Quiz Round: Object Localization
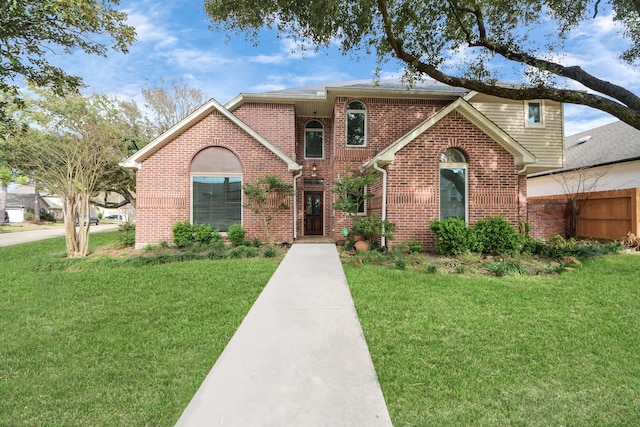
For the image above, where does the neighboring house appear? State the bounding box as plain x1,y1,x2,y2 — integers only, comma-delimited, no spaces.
123,79,564,249
5,185,58,222
527,121,640,239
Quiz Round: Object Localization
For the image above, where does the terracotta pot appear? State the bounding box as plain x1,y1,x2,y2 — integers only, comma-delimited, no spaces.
354,240,370,252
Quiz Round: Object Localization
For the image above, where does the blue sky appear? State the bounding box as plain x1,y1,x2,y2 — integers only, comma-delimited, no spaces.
44,0,640,136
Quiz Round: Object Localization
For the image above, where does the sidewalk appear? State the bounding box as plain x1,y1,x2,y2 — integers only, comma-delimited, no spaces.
175,243,392,426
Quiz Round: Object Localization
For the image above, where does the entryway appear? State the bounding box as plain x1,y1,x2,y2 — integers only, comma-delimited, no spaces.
304,191,323,236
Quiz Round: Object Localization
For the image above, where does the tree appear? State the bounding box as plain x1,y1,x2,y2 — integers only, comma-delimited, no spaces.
142,79,206,137
204,0,640,130
10,89,141,257
243,175,293,242
0,0,135,126
553,167,609,238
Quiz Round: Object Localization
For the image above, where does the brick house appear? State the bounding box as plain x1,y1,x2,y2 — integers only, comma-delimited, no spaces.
123,79,564,249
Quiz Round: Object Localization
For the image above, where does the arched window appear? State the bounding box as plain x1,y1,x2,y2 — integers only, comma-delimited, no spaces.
439,148,468,222
346,101,366,146
190,147,242,232
305,120,324,158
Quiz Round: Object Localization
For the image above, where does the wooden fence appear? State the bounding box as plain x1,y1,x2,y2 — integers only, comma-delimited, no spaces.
528,188,639,240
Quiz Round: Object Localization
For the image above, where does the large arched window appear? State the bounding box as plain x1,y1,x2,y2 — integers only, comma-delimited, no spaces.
305,120,324,158
346,101,366,146
439,148,468,222
190,147,242,232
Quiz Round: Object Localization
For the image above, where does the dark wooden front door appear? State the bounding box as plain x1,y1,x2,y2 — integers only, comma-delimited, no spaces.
304,191,323,235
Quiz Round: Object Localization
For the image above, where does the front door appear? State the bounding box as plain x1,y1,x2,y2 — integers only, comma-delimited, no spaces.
304,191,323,235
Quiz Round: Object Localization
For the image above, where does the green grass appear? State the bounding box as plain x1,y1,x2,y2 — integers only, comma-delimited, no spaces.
346,253,640,426
0,232,280,426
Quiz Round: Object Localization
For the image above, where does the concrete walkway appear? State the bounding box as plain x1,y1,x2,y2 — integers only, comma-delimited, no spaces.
175,243,392,427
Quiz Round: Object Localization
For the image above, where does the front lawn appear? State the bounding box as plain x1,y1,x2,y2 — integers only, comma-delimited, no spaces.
346,253,640,426
0,232,280,425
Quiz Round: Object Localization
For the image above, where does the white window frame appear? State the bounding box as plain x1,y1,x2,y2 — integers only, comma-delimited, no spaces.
524,100,545,128
346,100,367,147
190,172,243,233
304,120,324,159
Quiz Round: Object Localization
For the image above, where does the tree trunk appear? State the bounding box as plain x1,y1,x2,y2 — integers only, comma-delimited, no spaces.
0,180,7,225
33,186,41,223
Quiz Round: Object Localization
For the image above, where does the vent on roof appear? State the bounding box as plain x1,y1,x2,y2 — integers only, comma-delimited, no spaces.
576,135,591,145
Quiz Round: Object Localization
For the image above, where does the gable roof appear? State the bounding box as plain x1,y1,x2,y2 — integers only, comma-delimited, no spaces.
528,120,640,177
226,78,469,118
564,121,640,169
361,97,537,170
121,98,301,171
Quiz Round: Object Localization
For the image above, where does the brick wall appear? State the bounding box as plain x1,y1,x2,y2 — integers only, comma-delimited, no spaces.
137,97,528,249
527,196,571,239
386,111,522,250
135,110,295,247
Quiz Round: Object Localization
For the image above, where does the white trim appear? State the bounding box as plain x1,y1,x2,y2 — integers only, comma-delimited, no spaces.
361,97,536,171
122,98,301,172
304,120,324,159
524,100,545,128
346,100,367,147
190,173,243,231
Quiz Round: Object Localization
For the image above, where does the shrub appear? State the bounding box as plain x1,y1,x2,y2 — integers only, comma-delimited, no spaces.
486,261,525,276
393,256,407,270
263,247,277,258
351,215,397,243
193,224,212,245
40,211,56,222
227,223,246,247
474,216,521,255
430,217,471,255
172,221,193,248
406,241,423,253
117,222,136,247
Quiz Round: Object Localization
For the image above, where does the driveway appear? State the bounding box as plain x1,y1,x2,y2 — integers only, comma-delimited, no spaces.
0,224,119,247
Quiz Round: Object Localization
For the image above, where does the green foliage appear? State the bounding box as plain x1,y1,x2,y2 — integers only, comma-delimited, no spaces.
0,0,135,127
332,169,378,216
393,256,407,270
204,0,640,130
430,217,472,255
227,245,257,259
117,222,136,248
424,264,438,274
474,216,521,255
485,261,525,276
523,235,624,260
243,175,293,241
227,223,247,247
406,241,423,254
172,221,224,249
263,247,277,258
193,224,214,245
39,211,56,222
172,221,193,248
351,215,397,242
24,211,34,221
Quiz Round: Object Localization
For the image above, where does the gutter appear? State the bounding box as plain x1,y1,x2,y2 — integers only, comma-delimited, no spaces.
292,169,303,240
372,161,388,250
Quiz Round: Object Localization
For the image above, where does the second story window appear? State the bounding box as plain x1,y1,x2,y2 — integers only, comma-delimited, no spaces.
525,100,545,128
304,120,324,158
346,101,366,146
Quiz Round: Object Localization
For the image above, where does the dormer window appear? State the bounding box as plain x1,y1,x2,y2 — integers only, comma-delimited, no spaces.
346,101,366,146
525,100,545,128
305,120,324,158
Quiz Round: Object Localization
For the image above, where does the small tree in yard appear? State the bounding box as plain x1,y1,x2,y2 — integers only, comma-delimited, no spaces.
243,175,293,242
332,168,396,244
553,167,609,238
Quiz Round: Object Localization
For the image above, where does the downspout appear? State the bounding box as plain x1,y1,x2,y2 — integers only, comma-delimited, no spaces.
292,169,303,241
373,160,388,249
